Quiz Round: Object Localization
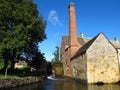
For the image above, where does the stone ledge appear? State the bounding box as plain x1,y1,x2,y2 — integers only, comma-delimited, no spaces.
0,77,44,89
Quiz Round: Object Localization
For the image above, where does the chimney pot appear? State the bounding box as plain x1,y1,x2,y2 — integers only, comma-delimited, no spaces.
114,37,118,42
80,32,84,38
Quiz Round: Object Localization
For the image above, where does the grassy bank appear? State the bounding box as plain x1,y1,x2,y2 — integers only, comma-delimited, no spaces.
0,58,47,79
0,75,19,78
0,65,46,78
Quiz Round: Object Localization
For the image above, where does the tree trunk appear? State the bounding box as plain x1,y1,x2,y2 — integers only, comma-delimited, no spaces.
3,60,8,70
10,60,15,70
1,59,8,73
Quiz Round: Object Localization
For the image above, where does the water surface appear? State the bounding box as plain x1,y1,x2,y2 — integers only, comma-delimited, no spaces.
6,77,120,90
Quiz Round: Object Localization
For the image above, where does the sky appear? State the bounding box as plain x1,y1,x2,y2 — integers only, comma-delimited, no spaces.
34,0,120,61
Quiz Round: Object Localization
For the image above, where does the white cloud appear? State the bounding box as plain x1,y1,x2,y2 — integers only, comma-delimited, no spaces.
48,10,62,26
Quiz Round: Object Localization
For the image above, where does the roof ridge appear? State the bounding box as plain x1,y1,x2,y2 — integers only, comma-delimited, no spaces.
72,33,101,59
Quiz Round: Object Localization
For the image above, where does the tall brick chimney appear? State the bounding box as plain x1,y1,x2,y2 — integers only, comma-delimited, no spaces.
68,3,81,58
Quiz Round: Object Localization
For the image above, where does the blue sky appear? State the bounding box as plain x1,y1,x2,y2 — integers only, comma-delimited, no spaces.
34,0,120,61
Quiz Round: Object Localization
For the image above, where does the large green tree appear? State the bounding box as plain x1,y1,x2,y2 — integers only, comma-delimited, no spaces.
0,0,46,71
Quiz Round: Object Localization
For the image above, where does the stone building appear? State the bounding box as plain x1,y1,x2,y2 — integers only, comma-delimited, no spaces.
61,3,120,84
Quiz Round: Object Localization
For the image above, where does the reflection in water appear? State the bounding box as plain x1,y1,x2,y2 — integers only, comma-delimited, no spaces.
88,85,120,90
45,79,87,90
4,77,120,90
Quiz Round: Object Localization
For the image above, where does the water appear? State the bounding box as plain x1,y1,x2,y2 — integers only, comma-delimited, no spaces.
5,77,120,90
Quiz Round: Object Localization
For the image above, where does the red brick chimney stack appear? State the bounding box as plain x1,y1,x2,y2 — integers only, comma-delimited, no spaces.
69,3,77,38
68,3,81,58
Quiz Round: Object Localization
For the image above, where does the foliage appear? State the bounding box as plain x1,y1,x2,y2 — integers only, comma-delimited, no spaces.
0,0,46,70
47,62,52,76
0,66,43,78
0,58,4,64
28,51,46,69
52,46,60,63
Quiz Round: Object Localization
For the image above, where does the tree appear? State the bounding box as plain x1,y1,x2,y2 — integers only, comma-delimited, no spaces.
28,51,46,69
28,51,47,75
0,0,46,71
52,46,60,63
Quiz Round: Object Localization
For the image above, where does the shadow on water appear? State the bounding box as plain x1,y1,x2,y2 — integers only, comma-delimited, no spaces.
4,77,120,90
4,82,45,90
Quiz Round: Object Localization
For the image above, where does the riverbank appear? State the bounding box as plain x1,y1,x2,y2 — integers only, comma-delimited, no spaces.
0,76,45,89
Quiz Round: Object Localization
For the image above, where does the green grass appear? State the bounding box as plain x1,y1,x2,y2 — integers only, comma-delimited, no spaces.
0,74,19,78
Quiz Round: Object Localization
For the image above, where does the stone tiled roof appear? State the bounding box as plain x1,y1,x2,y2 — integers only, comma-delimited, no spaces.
72,33,100,58
110,41,120,49
62,34,120,56
72,33,120,59
78,37,91,45
62,35,91,46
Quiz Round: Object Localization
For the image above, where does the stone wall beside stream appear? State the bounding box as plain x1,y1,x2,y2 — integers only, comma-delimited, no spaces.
0,77,44,89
